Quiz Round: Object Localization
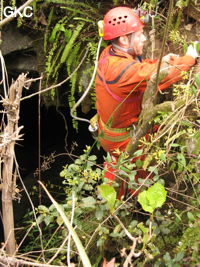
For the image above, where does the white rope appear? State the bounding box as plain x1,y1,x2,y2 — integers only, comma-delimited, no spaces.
70,37,103,124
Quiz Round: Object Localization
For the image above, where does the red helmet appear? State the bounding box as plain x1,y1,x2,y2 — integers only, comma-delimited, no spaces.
103,7,144,40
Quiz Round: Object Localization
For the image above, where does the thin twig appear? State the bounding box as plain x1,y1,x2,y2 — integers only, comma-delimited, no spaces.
67,191,76,267
39,181,92,267
38,74,42,206
0,256,65,267
47,226,77,265
113,214,136,242
154,0,174,91
14,155,45,260
14,223,35,254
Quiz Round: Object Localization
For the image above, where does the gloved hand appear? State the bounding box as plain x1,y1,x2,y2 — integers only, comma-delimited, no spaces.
162,53,179,63
186,41,200,59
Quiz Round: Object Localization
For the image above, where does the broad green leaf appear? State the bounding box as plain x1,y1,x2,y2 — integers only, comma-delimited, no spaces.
187,211,195,222
88,155,97,161
98,184,116,211
138,182,167,214
148,166,158,175
133,149,143,157
136,159,143,168
138,190,154,213
56,216,63,226
95,209,104,220
82,196,96,208
177,153,186,167
44,215,53,226
38,205,49,213
174,252,184,262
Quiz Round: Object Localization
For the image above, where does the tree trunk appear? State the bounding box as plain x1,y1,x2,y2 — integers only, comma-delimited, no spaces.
1,74,26,255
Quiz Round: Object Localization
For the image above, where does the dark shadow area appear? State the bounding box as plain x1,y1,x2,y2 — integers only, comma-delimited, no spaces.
0,73,105,242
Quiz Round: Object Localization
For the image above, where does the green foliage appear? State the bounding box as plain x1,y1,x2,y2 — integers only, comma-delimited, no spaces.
25,0,104,128
16,1,200,265
138,182,167,214
98,184,117,212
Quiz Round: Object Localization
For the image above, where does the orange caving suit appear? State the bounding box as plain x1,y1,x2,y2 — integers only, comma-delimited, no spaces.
95,45,195,155
95,45,195,198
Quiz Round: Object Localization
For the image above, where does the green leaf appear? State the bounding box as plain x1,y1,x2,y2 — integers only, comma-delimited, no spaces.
138,182,167,214
56,216,63,226
82,196,96,208
44,215,53,226
138,191,154,213
38,205,49,213
174,252,184,262
187,211,195,222
143,154,153,170
133,149,143,157
95,209,104,220
177,153,186,167
49,23,65,43
88,155,97,161
196,42,200,53
165,130,186,146
98,184,116,211
194,74,200,88
136,159,143,168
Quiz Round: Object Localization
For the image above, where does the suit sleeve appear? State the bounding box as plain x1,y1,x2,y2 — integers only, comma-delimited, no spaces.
120,55,195,94
158,55,195,90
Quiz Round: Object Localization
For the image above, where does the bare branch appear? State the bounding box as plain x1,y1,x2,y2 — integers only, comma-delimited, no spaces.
0,256,66,267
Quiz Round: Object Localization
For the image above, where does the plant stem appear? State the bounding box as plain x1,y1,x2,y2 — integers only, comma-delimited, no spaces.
39,181,92,267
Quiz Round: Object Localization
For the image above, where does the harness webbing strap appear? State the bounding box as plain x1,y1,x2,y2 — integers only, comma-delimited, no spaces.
100,117,131,133
99,131,130,142
99,117,132,142
98,52,136,103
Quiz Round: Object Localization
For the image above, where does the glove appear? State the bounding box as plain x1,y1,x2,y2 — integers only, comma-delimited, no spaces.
186,41,200,59
162,53,179,63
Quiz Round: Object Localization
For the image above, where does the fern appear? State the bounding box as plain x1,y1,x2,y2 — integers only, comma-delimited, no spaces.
38,0,101,129
60,22,85,64
45,38,60,81
51,42,66,78
44,7,54,53
45,0,99,14
67,42,81,75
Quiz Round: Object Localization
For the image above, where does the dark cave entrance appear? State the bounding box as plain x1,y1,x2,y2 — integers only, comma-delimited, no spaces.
0,73,104,241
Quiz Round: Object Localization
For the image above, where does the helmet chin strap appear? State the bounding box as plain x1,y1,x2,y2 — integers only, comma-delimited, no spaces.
112,33,136,56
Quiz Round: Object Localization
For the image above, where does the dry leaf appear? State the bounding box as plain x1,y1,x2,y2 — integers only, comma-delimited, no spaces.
102,257,115,267
184,24,193,31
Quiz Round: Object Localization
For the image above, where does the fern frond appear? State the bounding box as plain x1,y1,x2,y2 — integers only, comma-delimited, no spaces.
45,0,98,14
60,22,85,64
51,42,66,78
67,43,81,75
45,41,58,80
44,7,54,53
73,17,95,24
